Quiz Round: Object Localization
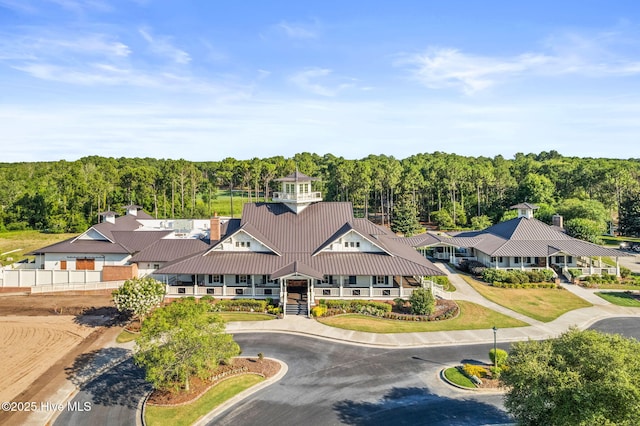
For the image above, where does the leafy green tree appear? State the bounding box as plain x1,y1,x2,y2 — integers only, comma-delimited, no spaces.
470,215,492,230
409,288,435,315
619,192,640,237
431,209,455,229
515,173,555,204
112,277,166,321
391,196,423,236
134,298,240,392
564,218,605,244
501,328,640,426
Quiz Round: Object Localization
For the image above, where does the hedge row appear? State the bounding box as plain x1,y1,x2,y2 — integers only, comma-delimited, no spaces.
482,268,555,285
491,282,559,289
213,299,268,312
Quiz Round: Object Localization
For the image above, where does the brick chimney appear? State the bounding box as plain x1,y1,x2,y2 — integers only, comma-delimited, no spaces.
552,214,563,229
210,213,221,242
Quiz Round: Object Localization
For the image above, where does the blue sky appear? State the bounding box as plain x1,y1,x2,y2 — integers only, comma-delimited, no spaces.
2,1,640,162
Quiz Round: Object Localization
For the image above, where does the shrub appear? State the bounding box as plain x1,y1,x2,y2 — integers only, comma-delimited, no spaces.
266,305,282,315
489,366,502,379
432,275,450,288
311,304,328,317
257,352,264,361
620,267,631,279
409,288,435,316
568,268,583,279
463,363,486,378
214,299,268,312
489,348,508,368
199,295,215,304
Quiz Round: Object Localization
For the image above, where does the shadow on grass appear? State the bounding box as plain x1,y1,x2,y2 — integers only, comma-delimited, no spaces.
334,386,510,426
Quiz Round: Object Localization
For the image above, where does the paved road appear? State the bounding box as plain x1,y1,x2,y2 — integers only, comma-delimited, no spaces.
54,357,150,426
57,317,640,426
209,334,510,426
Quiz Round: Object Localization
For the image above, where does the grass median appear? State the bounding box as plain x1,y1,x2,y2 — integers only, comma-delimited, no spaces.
596,292,640,307
144,374,264,426
461,275,592,322
316,300,528,333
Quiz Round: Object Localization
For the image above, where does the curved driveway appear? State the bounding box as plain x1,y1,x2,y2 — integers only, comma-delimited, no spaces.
56,317,640,426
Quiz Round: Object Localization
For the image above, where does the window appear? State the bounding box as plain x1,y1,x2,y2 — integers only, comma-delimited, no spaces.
352,289,361,296
236,275,248,284
264,289,272,295
555,256,562,264
348,275,357,285
321,275,333,284
491,257,496,263
525,257,531,264
153,264,160,270
567,256,573,264
514,257,521,264
235,288,244,295
209,275,222,284
375,275,387,284
206,288,215,295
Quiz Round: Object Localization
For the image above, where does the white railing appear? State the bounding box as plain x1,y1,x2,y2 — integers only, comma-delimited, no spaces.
166,285,280,298
422,278,452,300
273,192,322,201
313,287,419,299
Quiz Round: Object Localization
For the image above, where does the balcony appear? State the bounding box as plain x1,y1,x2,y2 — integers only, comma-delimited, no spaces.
273,191,322,202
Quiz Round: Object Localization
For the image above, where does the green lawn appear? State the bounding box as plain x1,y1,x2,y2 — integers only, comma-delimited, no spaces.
217,312,275,321
462,275,592,322
601,235,640,247
145,374,264,426
115,329,139,343
0,230,77,266
596,292,640,307
444,367,476,388
316,300,528,333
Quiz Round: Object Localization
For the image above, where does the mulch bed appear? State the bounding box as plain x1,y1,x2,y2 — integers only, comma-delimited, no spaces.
147,357,281,406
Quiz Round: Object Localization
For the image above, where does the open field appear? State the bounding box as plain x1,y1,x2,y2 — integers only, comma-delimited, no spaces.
0,230,78,266
0,293,114,406
461,276,592,322
316,300,528,333
0,316,95,402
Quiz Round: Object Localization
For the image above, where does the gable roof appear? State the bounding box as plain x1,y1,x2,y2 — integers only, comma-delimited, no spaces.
157,201,442,277
450,217,629,258
130,238,209,262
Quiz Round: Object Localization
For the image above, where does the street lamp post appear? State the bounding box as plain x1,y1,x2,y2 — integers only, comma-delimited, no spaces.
492,326,498,368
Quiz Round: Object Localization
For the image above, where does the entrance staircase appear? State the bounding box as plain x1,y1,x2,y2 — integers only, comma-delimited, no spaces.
285,290,308,316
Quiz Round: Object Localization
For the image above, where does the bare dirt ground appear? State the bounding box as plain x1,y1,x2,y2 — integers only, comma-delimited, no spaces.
0,293,116,410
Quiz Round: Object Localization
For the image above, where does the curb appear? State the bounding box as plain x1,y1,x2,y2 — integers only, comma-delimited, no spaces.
193,357,288,426
439,367,506,394
137,357,288,426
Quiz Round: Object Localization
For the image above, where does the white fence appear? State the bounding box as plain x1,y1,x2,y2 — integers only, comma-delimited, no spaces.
2,269,103,287
30,281,124,294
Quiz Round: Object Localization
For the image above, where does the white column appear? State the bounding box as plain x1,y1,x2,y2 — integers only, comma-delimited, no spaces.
309,278,314,304
222,276,227,297
251,275,255,297
399,276,403,298
369,276,374,297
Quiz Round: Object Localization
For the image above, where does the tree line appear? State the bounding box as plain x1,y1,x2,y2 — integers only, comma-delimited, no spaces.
1,150,640,237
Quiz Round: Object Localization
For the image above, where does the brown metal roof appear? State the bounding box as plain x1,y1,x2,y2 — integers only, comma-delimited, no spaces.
275,171,319,182
157,201,442,277
130,239,209,262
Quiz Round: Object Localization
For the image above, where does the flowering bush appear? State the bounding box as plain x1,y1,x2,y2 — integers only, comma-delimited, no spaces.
112,277,166,320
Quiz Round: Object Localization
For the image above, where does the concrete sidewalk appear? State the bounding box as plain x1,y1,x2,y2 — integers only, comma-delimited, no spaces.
228,267,640,348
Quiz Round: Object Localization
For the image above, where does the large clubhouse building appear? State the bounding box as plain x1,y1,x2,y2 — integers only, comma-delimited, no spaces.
14,172,628,313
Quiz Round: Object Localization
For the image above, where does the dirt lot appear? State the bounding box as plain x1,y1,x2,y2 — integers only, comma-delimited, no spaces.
0,293,115,404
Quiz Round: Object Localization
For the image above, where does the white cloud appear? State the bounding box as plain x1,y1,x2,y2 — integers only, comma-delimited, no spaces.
276,21,318,39
400,48,551,94
402,30,640,94
139,27,191,64
290,67,354,96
